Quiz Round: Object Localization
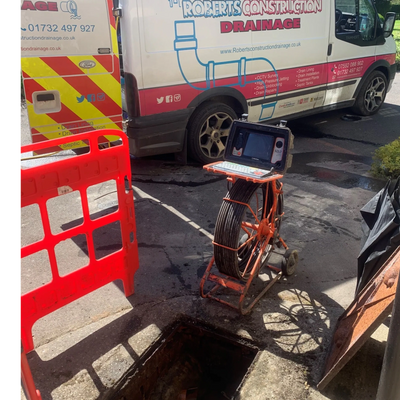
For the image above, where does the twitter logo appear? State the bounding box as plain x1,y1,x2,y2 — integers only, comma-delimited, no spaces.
157,97,164,104
77,95,85,103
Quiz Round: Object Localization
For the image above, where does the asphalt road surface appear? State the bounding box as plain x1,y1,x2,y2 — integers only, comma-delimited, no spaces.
20,73,400,400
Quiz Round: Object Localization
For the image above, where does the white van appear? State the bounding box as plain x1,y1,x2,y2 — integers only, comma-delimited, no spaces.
118,0,396,163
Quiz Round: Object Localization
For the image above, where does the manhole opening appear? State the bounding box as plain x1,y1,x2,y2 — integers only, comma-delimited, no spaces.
106,319,259,400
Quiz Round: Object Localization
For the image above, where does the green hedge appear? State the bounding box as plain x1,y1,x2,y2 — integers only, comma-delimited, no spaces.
371,139,400,180
391,5,400,17
376,0,393,15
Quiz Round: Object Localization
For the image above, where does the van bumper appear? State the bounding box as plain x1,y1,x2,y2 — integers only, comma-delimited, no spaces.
127,108,193,157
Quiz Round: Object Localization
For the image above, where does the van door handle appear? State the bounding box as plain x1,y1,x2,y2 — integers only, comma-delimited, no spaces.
327,44,333,56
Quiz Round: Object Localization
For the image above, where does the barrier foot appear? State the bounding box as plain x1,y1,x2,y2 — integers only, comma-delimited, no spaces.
21,343,42,400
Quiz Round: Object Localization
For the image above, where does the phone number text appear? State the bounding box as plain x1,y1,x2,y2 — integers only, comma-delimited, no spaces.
25,24,95,33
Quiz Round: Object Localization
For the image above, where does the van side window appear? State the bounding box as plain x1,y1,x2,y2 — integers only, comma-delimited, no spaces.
335,0,378,45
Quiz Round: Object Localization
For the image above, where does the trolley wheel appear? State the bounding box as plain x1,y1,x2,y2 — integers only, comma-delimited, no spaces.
281,250,298,276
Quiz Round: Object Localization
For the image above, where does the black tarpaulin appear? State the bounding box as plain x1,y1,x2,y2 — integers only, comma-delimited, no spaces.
356,177,400,295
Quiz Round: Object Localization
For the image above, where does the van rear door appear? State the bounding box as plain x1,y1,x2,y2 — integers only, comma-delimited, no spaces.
21,0,122,152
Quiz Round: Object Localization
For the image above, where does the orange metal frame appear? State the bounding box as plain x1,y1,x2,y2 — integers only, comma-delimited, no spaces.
318,246,400,390
200,164,288,315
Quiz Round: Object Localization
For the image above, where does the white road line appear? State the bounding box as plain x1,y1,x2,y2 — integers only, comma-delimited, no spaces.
132,185,214,241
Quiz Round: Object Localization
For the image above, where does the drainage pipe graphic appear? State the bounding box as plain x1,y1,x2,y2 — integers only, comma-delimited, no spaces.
174,20,279,120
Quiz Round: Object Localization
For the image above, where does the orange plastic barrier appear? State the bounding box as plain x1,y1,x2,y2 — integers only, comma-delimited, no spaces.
21,130,140,353
21,342,42,400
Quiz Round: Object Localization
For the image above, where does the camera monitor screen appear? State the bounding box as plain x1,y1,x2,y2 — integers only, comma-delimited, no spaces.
242,133,275,159
223,120,292,172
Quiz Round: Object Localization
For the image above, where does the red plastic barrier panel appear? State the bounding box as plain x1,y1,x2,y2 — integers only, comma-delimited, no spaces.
21,342,42,400
21,130,140,353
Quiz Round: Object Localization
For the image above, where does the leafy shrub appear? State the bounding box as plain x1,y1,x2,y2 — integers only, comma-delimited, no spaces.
376,0,393,16
391,5,400,17
371,138,400,179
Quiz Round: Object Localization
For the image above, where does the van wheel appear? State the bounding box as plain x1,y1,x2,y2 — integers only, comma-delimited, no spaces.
351,71,387,116
188,102,237,164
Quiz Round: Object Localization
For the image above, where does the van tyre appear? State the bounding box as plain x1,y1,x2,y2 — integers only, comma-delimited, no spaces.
351,71,387,116
188,102,237,164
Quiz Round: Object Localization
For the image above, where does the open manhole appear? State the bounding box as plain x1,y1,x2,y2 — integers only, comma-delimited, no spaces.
105,318,259,400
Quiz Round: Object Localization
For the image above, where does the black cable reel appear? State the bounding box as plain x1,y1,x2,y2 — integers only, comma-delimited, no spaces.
213,178,295,281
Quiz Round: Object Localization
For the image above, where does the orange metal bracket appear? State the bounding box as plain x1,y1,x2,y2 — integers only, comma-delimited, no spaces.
200,255,283,315
318,246,400,390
